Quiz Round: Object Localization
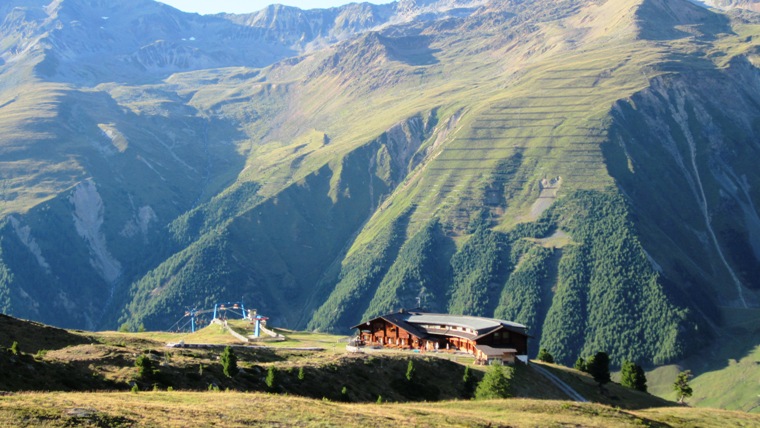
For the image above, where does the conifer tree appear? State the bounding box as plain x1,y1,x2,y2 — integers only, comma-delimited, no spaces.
586,352,610,388
135,354,153,379
574,356,587,372
621,360,647,392
474,364,513,400
221,346,238,378
266,365,277,390
405,359,415,382
462,365,476,398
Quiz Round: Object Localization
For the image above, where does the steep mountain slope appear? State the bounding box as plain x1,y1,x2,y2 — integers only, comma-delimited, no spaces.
0,0,759,377
0,0,484,329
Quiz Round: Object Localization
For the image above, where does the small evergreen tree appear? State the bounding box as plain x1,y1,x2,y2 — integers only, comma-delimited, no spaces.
474,364,513,400
673,370,693,403
405,359,415,382
574,357,587,372
135,354,153,379
266,366,277,390
462,365,476,398
621,360,647,392
341,386,349,402
586,352,611,388
221,346,238,378
376,395,383,404
633,364,647,392
9,341,18,355
537,348,555,363
297,366,305,381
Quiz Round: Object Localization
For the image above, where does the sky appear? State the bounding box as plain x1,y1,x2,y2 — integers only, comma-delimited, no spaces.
159,0,394,15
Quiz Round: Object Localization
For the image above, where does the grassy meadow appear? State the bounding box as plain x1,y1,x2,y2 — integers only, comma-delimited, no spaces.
1,391,758,428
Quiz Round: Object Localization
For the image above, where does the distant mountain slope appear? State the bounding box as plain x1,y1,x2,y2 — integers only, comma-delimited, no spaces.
0,0,759,379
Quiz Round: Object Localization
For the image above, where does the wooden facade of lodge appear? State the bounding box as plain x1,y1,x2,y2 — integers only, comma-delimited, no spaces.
352,311,529,364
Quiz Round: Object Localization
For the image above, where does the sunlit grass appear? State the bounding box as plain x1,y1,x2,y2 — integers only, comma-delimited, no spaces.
0,391,756,428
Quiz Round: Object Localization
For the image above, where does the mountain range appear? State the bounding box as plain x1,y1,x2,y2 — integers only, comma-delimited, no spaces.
1,0,760,373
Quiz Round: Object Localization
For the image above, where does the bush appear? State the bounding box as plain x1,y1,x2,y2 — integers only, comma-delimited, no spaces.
537,348,555,363
474,364,513,400
9,341,18,355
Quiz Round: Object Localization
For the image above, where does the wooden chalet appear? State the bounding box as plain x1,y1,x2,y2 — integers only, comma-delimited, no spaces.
352,310,529,364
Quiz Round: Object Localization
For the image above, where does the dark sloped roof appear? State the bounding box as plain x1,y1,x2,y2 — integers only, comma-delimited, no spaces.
352,311,528,338
351,312,431,340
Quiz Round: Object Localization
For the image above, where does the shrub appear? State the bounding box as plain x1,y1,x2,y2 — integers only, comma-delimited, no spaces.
537,348,555,363
9,341,18,355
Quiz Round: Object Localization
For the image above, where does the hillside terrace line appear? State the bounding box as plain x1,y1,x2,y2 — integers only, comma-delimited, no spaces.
352,310,529,365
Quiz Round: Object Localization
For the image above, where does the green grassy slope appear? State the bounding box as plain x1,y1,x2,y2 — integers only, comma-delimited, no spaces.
646,307,760,413
4,392,759,428
6,314,756,428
